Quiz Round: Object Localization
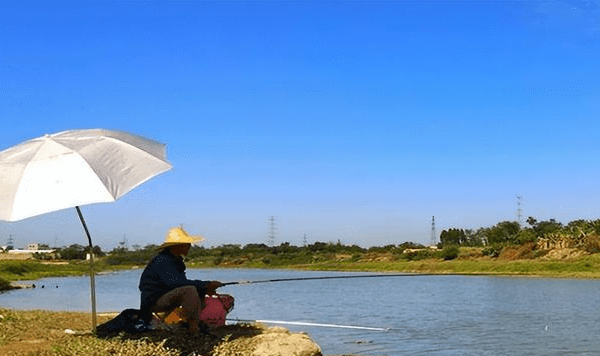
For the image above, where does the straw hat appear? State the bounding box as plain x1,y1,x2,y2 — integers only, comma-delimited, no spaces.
157,227,205,250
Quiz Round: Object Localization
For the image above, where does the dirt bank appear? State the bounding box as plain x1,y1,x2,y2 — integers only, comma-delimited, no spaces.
0,308,321,356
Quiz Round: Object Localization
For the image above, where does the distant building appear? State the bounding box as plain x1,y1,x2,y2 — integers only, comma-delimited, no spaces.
8,242,55,255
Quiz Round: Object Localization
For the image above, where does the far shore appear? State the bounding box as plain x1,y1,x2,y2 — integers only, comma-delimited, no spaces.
3,247,600,292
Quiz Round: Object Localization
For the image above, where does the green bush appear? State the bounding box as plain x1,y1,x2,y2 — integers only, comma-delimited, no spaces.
482,244,503,257
441,246,460,260
0,276,12,291
516,229,537,244
400,250,433,261
33,252,54,260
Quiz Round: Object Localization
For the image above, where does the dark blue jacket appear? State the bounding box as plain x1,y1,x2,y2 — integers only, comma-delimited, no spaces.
138,249,209,320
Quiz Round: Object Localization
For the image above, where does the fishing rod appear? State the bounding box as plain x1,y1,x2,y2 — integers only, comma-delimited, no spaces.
222,272,432,286
228,318,390,331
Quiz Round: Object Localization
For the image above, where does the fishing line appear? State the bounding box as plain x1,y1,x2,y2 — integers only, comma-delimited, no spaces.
222,273,434,286
222,275,426,333
228,318,390,331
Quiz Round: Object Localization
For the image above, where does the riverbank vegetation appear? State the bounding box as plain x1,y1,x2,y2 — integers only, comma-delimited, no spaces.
3,217,600,289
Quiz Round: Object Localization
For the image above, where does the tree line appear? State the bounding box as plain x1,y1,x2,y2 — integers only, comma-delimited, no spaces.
32,240,431,264
27,217,600,263
439,217,600,255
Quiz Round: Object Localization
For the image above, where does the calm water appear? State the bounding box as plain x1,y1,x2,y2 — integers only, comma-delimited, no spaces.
1,269,600,355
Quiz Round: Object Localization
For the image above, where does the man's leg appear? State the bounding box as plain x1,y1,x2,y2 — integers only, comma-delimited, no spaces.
151,285,205,332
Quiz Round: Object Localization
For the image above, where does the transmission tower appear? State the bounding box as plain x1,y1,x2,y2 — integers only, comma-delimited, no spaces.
7,234,15,249
118,235,128,251
430,216,437,246
516,195,523,225
267,216,278,247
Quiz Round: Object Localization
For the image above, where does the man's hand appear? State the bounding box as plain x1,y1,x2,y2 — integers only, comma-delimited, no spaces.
206,281,223,294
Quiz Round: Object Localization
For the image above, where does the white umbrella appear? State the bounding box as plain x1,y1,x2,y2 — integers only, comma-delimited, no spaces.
0,128,172,330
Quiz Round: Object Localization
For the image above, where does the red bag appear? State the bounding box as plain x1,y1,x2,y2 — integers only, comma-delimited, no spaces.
200,294,235,328
159,294,234,329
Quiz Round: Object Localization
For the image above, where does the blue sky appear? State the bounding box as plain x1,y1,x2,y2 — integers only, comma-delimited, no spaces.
1,0,599,250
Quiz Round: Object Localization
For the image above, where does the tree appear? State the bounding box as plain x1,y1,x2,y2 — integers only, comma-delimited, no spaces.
464,229,485,246
532,219,562,237
80,245,104,257
242,243,270,253
398,242,424,250
486,221,521,245
440,228,466,246
59,244,86,260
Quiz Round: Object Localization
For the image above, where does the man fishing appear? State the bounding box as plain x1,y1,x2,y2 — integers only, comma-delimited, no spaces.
138,227,223,334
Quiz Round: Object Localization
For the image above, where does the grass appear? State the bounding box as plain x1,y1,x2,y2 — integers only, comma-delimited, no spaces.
0,307,270,356
0,260,135,292
282,252,600,278
0,260,117,280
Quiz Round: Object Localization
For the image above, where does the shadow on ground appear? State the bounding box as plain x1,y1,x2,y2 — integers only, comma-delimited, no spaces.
99,323,264,356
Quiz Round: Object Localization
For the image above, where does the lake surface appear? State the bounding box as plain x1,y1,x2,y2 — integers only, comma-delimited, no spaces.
1,268,600,355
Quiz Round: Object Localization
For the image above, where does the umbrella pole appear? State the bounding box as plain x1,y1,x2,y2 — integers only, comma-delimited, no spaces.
76,206,97,332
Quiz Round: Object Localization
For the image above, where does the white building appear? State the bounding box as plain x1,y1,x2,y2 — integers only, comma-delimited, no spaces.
7,242,55,255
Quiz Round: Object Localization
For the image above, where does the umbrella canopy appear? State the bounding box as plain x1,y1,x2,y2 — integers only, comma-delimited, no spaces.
0,129,172,221
0,129,172,331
